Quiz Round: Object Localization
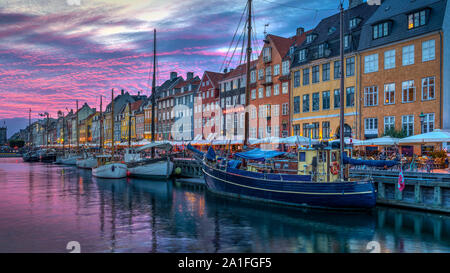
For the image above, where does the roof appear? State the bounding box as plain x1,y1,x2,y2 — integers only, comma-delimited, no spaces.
358,0,447,51
204,71,225,88
130,100,144,111
292,2,379,68
221,60,257,81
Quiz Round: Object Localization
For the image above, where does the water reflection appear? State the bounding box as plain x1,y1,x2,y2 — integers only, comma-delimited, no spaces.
0,158,449,253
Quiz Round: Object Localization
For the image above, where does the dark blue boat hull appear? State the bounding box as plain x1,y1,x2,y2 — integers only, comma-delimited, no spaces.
202,164,376,210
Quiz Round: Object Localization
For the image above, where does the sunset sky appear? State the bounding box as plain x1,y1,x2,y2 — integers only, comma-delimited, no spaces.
0,0,342,127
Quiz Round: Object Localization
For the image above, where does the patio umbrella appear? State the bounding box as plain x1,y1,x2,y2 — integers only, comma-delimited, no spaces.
356,136,399,146
398,129,450,144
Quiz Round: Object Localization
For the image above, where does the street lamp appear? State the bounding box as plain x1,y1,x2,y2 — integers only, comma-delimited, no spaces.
419,112,425,134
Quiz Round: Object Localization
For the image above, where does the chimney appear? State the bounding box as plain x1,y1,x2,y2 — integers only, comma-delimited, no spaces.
138,91,140,96
296,27,304,36
349,0,363,8
223,68,228,73
187,72,194,80
121,89,124,95
170,72,177,80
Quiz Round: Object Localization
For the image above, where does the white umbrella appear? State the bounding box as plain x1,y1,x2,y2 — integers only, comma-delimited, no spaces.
278,136,316,145
356,136,399,146
399,129,450,144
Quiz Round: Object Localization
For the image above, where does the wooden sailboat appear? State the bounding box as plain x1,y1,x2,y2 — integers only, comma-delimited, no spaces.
92,89,127,178
196,1,377,210
126,29,174,180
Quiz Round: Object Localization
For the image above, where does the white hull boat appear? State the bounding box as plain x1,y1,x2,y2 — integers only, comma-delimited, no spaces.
76,157,97,169
128,158,174,180
92,163,127,179
56,155,81,165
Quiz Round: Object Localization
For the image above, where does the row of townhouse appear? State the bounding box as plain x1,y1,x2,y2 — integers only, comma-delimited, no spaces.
30,0,449,146
290,0,450,145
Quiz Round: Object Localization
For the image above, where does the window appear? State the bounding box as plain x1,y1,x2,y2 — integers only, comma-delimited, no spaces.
302,123,310,138
251,89,256,100
322,121,330,139
346,57,355,77
384,83,395,105
282,82,288,94
293,71,300,87
258,127,264,138
334,89,340,109
282,103,288,115
303,68,310,85
258,88,264,99
423,113,435,133
312,122,320,139
250,107,256,119
265,86,271,97
274,64,280,76
402,80,415,103
312,65,320,83
322,63,330,81
364,86,378,106
251,70,256,83
273,104,279,117
263,47,272,62
293,96,300,114
312,92,320,111
408,10,426,30
384,49,395,69
240,93,245,104
303,94,309,112
306,34,315,43
364,54,378,73
373,22,389,39
402,45,414,66
282,61,290,75
349,17,360,29
322,91,330,110
258,69,264,80
402,115,414,136
318,43,325,58
365,118,378,134
299,49,306,61
422,40,435,62
346,87,354,107
384,116,395,133
344,35,351,49
334,61,341,79
422,76,435,100
293,124,300,136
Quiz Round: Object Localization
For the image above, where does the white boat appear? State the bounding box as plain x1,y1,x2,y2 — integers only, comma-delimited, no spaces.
92,155,127,179
126,142,174,180
124,148,141,164
56,154,81,165
76,156,97,169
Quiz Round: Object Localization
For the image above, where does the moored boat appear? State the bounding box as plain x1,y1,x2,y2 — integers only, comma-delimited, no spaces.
126,142,174,180
92,155,127,179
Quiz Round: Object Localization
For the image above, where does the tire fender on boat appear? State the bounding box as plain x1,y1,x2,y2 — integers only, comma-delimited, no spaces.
111,165,115,172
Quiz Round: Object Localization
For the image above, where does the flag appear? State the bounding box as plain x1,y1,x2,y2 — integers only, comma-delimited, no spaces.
398,168,405,192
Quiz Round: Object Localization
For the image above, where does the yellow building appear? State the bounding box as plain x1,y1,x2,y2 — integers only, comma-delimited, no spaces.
144,103,153,140
290,2,377,140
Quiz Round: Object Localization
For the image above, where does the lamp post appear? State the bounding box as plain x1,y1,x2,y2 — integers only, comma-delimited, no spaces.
419,112,425,134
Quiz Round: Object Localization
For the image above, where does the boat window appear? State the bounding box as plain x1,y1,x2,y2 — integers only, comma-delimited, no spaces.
299,152,306,162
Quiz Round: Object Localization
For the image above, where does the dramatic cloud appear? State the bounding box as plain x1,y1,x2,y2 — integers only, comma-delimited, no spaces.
0,0,339,120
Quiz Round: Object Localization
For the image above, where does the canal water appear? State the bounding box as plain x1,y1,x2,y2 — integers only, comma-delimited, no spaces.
0,158,449,253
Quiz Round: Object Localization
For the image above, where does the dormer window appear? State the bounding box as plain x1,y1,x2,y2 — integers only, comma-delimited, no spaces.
344,35,351,49
289,46,294,56
318,43,326,58
299,49,306,61
349,17,361,29
306,34,317,43
372,21,390,39
408,9,427,29
328,27,336,35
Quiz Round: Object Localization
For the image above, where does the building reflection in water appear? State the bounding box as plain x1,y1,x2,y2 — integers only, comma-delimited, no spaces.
2,157,448,253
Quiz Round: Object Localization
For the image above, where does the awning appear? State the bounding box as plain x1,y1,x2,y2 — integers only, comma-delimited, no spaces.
235,148,285,161
399,129,450,144
356,136,399,146
136,142,173,152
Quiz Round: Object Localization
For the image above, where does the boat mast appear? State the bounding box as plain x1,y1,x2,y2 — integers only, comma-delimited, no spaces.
111,89,115,158
28,108,32,149
128,102,132,149
339,2,345,180
62,111,65,152
100,95,103,152
244,0,252,147
76,99,79,153
151,29,157,157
